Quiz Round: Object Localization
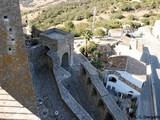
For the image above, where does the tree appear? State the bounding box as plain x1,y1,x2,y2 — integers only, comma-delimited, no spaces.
64,21,75,32
82,29,93,57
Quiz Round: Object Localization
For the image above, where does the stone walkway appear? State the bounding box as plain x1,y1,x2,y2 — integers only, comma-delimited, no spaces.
32,64,77,120
0,86,40,120
62,52,101,120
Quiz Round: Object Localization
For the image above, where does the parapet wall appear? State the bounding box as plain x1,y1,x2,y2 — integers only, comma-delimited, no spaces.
53,66,93,120
80,62,128,120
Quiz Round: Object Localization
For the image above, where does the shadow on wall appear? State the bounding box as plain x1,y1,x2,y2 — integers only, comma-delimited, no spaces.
81,67,114,120
140,46,150,65
61,52,69,70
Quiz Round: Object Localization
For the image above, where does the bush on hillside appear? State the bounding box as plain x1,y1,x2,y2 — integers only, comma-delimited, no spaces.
120,2,133,11
127,15,136,20
64,21,75,32
75,15,84,21
110,13,124,19
104,20,122,30
141,18,150,25
75,22,89,36
83,12,93,19
94,29,105,37
130,22,141,28
132,1,141,10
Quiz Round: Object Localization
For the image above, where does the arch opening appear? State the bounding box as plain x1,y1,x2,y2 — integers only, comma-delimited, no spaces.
44,46,53,70
86,78,91,85
105,112,113,120
61,52,69,69
91,88,97,96
97,99,105,110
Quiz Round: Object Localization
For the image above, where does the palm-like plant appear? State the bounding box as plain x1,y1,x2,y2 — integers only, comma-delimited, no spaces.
82,29,93,57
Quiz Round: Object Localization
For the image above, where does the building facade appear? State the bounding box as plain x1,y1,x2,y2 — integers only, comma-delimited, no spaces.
104,56,146,96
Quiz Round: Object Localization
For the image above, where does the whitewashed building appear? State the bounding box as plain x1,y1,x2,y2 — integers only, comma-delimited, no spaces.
108,29,123,37
104,55,146,96
152,20,160,39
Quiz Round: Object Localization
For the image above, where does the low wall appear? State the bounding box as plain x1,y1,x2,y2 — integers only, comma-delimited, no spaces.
53,64,93,120
80,61,128,120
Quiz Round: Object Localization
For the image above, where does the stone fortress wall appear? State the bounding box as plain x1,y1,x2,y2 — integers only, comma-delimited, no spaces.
0,0,37,114
28,26,128,119
80,62,128,120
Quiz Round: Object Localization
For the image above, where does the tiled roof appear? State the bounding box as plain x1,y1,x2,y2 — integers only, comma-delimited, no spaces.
106,55,146,76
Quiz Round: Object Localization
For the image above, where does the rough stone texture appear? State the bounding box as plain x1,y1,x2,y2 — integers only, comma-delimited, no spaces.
0,0,37,115
40,28,74,67
53,67,93,120
29,48,77,120
81,62,128,120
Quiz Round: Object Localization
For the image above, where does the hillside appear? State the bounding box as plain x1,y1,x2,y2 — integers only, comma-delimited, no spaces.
22,0,160,36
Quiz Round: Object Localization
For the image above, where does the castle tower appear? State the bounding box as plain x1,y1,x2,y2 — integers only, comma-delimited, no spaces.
0,0,37,114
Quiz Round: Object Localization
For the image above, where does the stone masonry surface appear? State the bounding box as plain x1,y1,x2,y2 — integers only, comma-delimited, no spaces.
0,0,37,117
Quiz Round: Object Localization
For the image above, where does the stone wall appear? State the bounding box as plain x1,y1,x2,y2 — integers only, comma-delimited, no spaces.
31,25,42,38
39,28,74,67
0,0,37,115
80,62,128,120
53,66,93,120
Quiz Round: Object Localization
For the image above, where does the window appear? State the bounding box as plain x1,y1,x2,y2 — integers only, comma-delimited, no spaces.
4,16,8,19
8,48,12,51
9,28,12,32
109,77,117,83
11,38,15,41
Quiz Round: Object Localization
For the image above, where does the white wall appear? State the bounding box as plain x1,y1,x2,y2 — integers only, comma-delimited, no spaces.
118,71,144,88
104,71,144,96
153,20,160,38
115,44,142,60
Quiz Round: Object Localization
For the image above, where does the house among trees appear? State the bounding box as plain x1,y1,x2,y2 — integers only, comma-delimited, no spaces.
108,29,124,37
104,55,146,97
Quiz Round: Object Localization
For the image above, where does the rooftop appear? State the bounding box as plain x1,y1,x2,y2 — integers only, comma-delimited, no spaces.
106,55,146,79
41,28,73,41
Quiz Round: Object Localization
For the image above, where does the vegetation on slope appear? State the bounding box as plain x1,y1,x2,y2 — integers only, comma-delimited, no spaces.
30,0,160,35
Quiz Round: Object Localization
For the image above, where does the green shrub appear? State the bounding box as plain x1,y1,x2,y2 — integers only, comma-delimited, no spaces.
143,13,150,18
127,15,136,20
110,13,124,19
141,18,150,25
94,29,105,37
130,22,141,28
75,15,84,21
75,22,89,36
120,2,133,11
104,20,122,30
64,21,75,32
79,46,85,55
87,41,97,53
83,12,93,19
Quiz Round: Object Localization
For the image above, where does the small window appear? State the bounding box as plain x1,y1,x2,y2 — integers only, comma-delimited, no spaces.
109,77,117,83
8,48,12,51
129,91,133,94
11,38,14,41
4,16,8,19
9,28,12,32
